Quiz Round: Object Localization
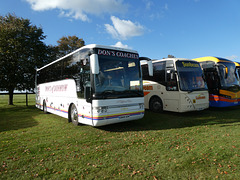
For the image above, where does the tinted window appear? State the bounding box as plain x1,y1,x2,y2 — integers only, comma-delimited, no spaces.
142,61,166,85
37,49,90,99
153,61,166,84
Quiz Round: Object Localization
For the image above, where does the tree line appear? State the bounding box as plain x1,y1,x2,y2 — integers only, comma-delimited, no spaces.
0,14,85,105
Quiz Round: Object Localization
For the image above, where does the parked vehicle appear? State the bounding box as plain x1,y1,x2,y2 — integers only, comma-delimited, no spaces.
194,56,240,107
141,58,209,112
36,44,147,126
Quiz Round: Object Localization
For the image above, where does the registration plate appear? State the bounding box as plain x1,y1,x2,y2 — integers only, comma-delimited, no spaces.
119,115,130,119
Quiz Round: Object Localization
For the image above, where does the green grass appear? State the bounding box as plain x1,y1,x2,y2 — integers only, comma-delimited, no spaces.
0,94,240,179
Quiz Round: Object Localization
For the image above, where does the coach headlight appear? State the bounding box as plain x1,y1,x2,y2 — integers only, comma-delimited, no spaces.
94,106,108,113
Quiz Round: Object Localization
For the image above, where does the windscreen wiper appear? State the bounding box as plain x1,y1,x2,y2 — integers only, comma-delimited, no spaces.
188,88,206,93
123,90,143,97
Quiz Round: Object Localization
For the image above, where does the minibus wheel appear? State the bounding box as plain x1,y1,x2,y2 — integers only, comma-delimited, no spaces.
69,104,79,126
149,96,163,112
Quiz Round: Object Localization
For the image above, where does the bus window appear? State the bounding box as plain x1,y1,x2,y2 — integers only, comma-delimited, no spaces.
166,69,178,91
76,59,90,99
153,61,166,85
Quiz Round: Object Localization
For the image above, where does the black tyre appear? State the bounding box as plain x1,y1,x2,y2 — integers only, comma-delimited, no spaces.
43,100,48,114
69,104,79,126
149,96,163,112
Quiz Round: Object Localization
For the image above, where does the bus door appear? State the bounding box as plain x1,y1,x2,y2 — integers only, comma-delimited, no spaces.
235,65,240,81
204,68,220,95
80,85,93,125
75,59,93,126
164,61,179,112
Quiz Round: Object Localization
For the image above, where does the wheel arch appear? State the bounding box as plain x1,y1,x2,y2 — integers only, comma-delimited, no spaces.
42,99,46,110
149,95,163,112
42,99,48,113
68,103,74,123
149,95,162,106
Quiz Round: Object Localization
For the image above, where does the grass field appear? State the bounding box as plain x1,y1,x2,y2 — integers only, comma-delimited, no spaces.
0,94,240,179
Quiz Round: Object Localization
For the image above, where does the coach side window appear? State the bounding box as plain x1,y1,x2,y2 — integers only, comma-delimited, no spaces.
153,62,166,85
166,69,178,91
166,61,178,91
141,64,150,80
77,59,90,99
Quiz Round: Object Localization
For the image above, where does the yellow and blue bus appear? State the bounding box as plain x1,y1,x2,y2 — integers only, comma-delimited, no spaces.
194,56,240,107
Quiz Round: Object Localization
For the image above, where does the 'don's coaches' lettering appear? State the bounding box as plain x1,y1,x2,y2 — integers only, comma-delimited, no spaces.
98,49,139,59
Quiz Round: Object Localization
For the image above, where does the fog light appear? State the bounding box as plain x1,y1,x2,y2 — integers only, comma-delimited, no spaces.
139,103,144,109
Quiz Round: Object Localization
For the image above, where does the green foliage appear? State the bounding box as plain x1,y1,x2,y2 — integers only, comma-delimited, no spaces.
0,94,240,179
0,14,86,105
0,14,50,104
57,35,85,57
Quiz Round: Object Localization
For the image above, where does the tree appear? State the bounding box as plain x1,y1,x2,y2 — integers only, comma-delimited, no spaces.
57,35,85,57
168,55,176,58
0,14,49,105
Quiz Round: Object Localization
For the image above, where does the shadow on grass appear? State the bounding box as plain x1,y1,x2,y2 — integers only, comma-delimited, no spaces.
1,103,240,133
98,106,240,132
0,105,39,132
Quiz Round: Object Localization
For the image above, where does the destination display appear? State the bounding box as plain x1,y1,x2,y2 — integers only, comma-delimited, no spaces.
180,61,200,68
95,48,139,59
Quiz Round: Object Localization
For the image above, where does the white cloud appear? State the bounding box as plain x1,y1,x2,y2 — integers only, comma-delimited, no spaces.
112,41,131,49
164,3,168,10
25,0,128,21
105,24,119,39
144,0,153,10
225,55,239,61
105,16,144,40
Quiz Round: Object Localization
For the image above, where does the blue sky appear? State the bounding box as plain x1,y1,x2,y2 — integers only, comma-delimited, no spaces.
1,0,240,61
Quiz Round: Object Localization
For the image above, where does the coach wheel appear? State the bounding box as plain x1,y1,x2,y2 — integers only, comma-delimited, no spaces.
149,96,163,113
43,100,48,114
70,104,79,126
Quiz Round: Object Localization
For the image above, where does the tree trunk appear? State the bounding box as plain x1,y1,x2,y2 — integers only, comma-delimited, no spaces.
26,92,28,106
8,88,14,105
